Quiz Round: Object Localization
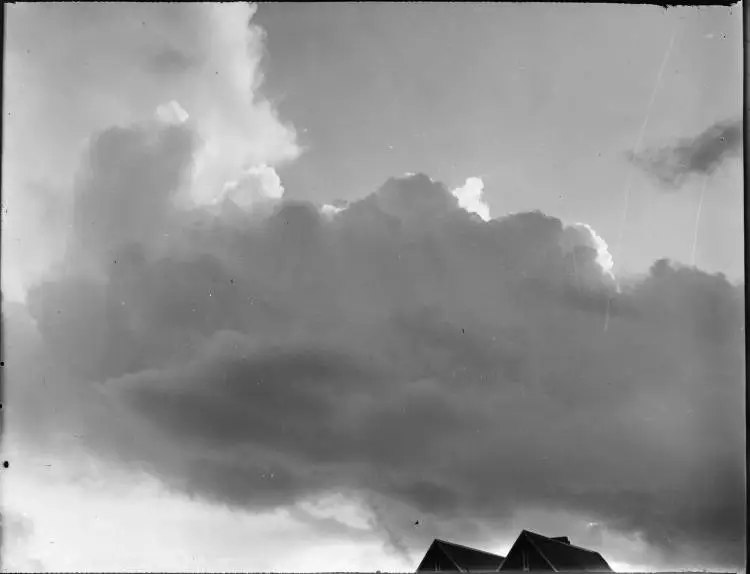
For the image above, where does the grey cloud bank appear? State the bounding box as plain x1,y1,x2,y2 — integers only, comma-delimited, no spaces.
6,116,745,571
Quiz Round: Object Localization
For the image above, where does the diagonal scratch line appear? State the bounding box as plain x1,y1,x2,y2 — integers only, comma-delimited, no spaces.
614,27,678,262
605,26,678,333
691,175,708,267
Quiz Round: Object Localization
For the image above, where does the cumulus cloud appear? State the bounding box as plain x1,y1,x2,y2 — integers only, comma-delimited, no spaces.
321,204,345,218
8,105,745,571
155,100,190,125
3,2,299,301
560,222,616,282
321,200,349,219
4,9,745,566
219,164,285,208
451,176,491,221
628,118,742,189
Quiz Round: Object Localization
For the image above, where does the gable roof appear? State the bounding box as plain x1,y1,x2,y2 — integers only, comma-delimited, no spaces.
419,539,506,572
519,530,613,572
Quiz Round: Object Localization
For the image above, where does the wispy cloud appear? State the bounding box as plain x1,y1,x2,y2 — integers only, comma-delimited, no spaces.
628,118,742,189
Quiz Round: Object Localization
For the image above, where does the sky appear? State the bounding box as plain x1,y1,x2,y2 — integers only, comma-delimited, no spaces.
0,2,745,572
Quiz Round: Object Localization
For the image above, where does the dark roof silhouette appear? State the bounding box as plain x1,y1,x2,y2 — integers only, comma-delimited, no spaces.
502,530,612,572
549,537,571,545
417,538,506,572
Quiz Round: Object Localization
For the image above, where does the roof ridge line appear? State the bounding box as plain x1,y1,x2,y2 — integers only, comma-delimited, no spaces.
524,530,605,556
436,538,503,558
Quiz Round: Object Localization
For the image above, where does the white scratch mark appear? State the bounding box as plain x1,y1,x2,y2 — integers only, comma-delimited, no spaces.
605,26,678,333
691,175,709,267
614,27,678,263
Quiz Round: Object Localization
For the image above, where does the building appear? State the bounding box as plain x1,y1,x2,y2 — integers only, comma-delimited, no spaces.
498,530,613,572
416,539,506,572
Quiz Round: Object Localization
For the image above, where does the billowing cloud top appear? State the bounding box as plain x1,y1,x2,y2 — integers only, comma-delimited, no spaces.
155,100,190,125
560,222,616,283
6,110,745,571
628,118,742,189
451,177,491,221
220,164,286,208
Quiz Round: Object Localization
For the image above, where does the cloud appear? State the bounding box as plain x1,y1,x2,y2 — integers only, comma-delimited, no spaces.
219,164,286,208
628,118,742,189
560,222,616,282
451,177,491,221
321,202,347,218
4,7,745,566
366,497,414,564
65,122,198,277
3,2,300,301
11,106,745,571
155,100,190,125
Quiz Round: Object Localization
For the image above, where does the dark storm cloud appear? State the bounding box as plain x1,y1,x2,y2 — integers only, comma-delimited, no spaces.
12,118,745,569
628,118,743,189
